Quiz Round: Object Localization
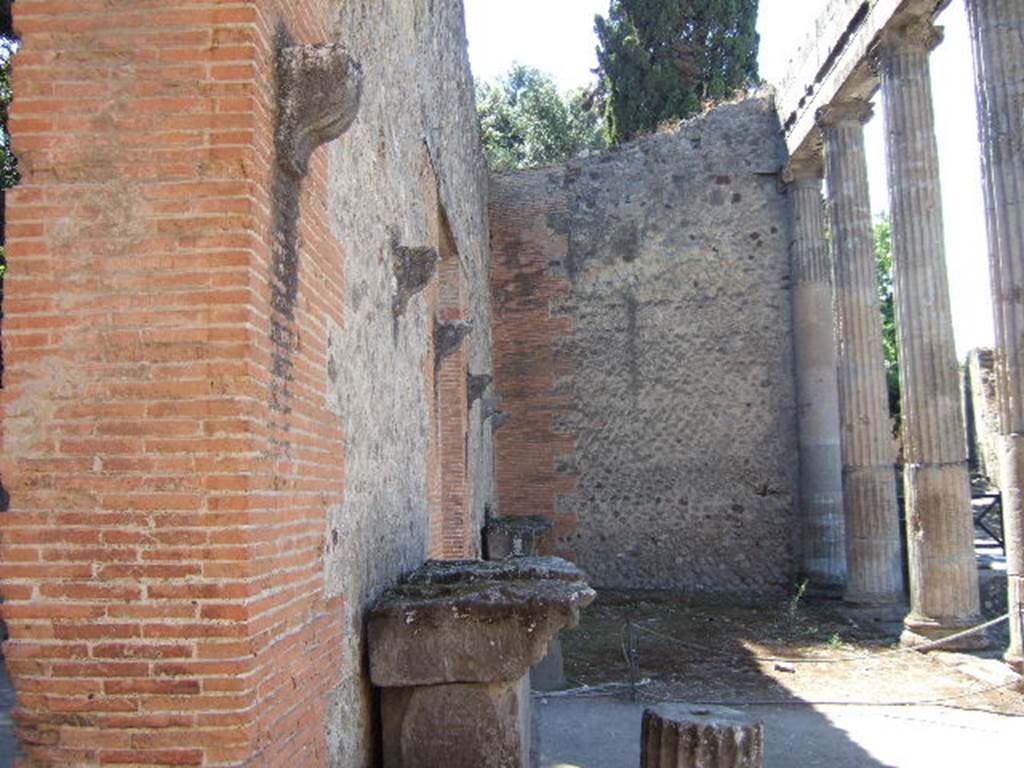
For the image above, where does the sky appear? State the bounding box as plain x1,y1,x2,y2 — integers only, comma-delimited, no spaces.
463,0,994,359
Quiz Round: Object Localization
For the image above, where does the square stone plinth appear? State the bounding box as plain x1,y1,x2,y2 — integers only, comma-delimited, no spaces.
381,675,530,768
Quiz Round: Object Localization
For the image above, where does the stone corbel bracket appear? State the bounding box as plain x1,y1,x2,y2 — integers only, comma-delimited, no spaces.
467,373,492,409
393,245,440,317
435,320,474,364
490,412,511,434
480,396,501,420
276,43,364,178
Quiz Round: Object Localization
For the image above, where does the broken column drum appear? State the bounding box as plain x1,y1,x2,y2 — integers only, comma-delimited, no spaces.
368,558,595,768
786,154,847,595
641,704,764,768
879,19,985,647
819,99,904,607
965,0,1024,669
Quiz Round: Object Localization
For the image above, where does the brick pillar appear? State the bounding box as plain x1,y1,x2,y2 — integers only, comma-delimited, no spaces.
0,2,349,764
436,215,475,559
965,0,1024,669
489,171,578,559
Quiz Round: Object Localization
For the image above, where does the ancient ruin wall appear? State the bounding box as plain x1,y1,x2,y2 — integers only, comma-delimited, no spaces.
491,98,799,592
0,1,492,766
964,348,1003,488
321,0,493,761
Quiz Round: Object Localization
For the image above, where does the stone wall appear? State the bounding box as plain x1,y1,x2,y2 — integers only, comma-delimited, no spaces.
964,348,1003,487
0,1,492,766
490,97,800,592
321,0,493,762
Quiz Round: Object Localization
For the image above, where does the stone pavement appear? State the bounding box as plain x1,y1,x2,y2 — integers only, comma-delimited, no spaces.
535,694,1021,768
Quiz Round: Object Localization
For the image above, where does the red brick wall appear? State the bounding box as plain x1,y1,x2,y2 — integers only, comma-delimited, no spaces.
435,217,473,559
0,1,346,764
489,172,578,558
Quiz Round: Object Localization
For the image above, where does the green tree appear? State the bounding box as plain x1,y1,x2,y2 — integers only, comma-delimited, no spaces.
1,0,18,388
0,0,16,196
476,64,606,171
874,215,900,421
595,0,760,144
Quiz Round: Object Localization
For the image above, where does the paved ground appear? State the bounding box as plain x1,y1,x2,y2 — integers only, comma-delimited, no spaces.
541,580,1022,768
535,694,1021,768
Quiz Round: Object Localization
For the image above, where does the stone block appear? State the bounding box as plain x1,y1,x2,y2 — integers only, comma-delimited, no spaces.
368,558,594,687
484,516,554,559
380,675,530,768
529,636,566,692
369,558,593,765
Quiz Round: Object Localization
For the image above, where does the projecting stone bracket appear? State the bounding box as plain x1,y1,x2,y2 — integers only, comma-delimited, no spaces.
480,396,501,420
467,373,492,408
276,43,364,178
392,245,440,317
479,395,511,433
435,320,474,364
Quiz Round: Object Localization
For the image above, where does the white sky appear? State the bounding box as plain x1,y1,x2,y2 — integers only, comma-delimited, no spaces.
463,0,994,359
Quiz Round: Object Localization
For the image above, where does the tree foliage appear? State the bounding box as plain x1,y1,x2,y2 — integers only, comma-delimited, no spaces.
874,215,900,421
0,0,16,196
595,0,760,144
476,65,606,171
0,0,15,388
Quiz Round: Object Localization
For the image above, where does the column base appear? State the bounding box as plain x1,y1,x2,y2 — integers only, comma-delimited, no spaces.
806,580,846,600
843,588,906,614
1007,574,1023,673
1005,652,1024,677
900,615,993,651
841,599,907,624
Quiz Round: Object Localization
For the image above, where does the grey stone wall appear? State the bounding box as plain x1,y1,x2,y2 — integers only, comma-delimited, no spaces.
964,348,1003,487
491,97,799,593
321,1,493,764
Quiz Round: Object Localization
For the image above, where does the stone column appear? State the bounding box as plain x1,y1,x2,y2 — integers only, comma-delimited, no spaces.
786,154,847,595
640,705,763,768
879,18,984,647
965,0,1024,669
819,100,905,608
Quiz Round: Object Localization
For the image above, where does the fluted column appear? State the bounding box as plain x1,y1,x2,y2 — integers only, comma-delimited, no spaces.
819,100,905,607
786,153,847,595
965,0,1024,669
879,18,984,647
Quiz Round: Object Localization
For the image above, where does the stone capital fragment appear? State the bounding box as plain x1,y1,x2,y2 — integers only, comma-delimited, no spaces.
816,98,874,129
783,151,824,185
877,16,944,56
368,557,594,687
276,43,363,178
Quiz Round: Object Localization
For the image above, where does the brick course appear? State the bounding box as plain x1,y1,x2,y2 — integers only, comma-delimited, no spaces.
1,1,348,764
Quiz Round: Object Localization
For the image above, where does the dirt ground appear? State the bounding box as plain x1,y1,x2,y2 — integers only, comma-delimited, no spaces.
560,589,1024,715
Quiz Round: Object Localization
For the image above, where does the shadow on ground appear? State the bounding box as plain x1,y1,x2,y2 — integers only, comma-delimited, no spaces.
535,590,1022,768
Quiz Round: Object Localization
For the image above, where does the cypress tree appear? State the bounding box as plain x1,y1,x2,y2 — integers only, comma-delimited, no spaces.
595,0,760,143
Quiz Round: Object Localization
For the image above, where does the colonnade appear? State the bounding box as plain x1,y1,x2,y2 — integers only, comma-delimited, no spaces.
787,0,1022,666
